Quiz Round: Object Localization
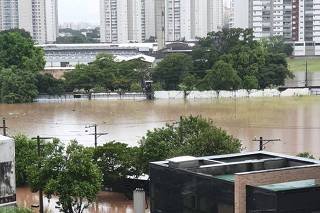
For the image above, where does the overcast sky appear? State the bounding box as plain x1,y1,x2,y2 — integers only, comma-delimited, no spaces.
58,0,100,24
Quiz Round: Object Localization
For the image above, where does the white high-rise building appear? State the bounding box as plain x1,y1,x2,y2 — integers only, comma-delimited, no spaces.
100,0,152,43
0,0,19,30
230,0,320,56
164,0,224,42
45,0,58,43
0,0,58,44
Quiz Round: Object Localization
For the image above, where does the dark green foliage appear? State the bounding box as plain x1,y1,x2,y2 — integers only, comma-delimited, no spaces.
64,54,150,92
181,28,293,90
153,53,194,90
243,75,259,91
27,141,102,213
93,142,142,187
0,29,45,103
36,73,65,95
205,60,242,91
14,135,38,186
297,152,315,159
138,115,242,173
261,36,294,56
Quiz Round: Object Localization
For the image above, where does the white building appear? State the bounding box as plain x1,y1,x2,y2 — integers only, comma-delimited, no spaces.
164,0,224,42
45,0,58,43
0,0,58,44
100,0,153,43
230,0,320,56
0,0,19,30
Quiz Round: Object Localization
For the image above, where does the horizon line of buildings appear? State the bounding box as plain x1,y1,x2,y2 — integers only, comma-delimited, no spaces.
1,0,320,55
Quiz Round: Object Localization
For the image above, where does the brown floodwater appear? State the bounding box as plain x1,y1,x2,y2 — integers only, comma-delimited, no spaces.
1,96,320,156
16,187,134,213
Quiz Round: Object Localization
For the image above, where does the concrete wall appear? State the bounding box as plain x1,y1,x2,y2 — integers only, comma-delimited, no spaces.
154,88,310,99
0,136,16,206
234,165,320,213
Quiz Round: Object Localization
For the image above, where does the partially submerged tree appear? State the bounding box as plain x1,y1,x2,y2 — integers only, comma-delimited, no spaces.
138,115,242,173
27,141,102,213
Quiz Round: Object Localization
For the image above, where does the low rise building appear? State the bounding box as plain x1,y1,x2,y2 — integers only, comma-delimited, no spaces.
150,151,320,213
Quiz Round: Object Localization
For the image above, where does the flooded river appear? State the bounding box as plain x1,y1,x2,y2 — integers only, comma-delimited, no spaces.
2,72,320,212
1,96,320,156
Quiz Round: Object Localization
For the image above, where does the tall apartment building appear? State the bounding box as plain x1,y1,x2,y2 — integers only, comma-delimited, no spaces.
0,0,58,44
0,0,19,30
100,0,151,43
230,0,320,56
100,0,224,45
165,0,224,41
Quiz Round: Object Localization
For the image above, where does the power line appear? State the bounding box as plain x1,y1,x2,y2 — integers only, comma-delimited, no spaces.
0,118,8,136
252,137,281,151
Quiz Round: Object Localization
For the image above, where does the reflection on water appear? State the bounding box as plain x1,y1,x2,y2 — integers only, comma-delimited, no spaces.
16,187,134,213
1,96,320,156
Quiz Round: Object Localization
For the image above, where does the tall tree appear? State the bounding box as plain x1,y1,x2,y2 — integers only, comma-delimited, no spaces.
138,115,242,173
0,29,45,103
205,60,242,91
153,53,194,90
27,141,102,213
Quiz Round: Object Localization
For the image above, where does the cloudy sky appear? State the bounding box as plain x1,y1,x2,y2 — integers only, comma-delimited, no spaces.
58,0,100,24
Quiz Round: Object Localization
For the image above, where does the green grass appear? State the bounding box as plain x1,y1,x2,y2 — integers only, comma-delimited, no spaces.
0,207,32,213
287,57,320,72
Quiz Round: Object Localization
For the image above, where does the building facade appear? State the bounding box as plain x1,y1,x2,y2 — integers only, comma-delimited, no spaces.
230,0,320,56
0,0,58,44
0,0,19,30
165,0,224,42
100,0,151,43
150,152,320,213
100,0,224,45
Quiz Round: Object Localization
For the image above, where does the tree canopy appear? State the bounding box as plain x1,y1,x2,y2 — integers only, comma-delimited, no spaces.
138,115,242,173
152,28,293,91
0,29,45,103
27,141,102,213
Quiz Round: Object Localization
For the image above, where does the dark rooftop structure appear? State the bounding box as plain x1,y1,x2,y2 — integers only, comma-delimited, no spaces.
149,151,320,213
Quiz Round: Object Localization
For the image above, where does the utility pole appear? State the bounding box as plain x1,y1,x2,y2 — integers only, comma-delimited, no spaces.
86,124,108,148
32,136,53,213
0,118,8,136
305,60,308,88
252,137,281,151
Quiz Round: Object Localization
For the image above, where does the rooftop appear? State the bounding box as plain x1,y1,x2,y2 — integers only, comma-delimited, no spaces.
152,151,320,181
259,179,320,192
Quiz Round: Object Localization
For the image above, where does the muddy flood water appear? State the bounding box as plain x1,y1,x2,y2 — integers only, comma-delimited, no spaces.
1,96,320,156
16,187,134,213
1,96,320,212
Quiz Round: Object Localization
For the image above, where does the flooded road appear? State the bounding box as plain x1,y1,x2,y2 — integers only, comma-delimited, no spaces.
17,187,134,213
0,96,320,156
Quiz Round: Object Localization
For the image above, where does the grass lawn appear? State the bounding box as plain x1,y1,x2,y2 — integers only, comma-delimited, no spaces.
287,57,320,72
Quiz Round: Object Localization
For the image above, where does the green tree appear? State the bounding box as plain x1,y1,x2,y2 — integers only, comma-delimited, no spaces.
261,36,294,56
297,152,315,159
138,116,242,173
93,142,142,187
36,73,65,95
205,60,242,92
27,141,102,213
153,53,194,90
0,29,45,103
243,75,259,92
14,135,38,186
